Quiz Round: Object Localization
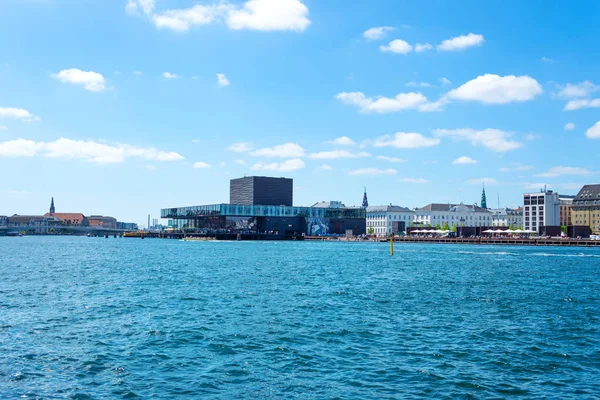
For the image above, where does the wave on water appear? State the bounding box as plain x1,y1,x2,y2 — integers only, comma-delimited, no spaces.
532,252,600,258
457,251,516,256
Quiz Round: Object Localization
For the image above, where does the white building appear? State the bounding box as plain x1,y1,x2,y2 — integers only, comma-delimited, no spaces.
413,203,492,227
490,208,523,228
366,205,414,236
523,190,560,234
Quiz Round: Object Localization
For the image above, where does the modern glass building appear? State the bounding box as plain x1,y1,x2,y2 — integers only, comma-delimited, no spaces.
160,203,366,236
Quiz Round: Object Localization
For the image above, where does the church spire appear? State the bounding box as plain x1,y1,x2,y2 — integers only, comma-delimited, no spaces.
362,187,369,208
480,184,487,209
50,197,55,215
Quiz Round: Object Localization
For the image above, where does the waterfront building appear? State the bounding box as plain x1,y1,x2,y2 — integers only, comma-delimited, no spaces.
490,208,523,228
88,215,117,229
366,205,414,236
230,176,293,207
571,184,600,234
117,222,139,230
0,216,7,227
162,176,366,237
414,203,492,228
7,215,62,233
523,190,560,234
559,195,575,227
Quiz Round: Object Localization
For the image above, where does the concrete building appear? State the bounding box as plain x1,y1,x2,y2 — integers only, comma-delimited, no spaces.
490,208,523,228
523,190,560,234
366,205,414,236
414,203,492,228
571,184,600,234
559,195,575,227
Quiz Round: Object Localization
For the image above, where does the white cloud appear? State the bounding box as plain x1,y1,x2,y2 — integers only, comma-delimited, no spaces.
362,26,395,40
0,107,37,120
216,73,230,87
398,177,430,183
0,126,7,130
434,128,522,152
466,178,497,185
193,161,212,169
0,137,184,164
373,132,440,149
251,142,305,158
376,155,407,163
0,139,38,157
308,150,370,159
525,182,585,191
380,39,413,54
558,81,599,98
227,0,310,31
319,164,332,170
499,164,533,172
162,72,179,79
440,77,452,86
153,4,230,32
414,43,432,52
437,33,484,51
228,142,253,152
53,69,106,92
130,0,310,32
251,158,305,172
234,159,246,165
406,81,433,88
126,0,154,15
536,166,594,177
453,156,477,165
563,98,600,111
541,56,553,63
586,121,600,139
564,122,575,131
447,74,542,104
335,91,440,113
329,136,355,146
348,168,397,176
134,71,143,75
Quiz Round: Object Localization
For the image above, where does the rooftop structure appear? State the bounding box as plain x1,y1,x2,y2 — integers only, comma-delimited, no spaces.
230,176,293,207
362,187,369,208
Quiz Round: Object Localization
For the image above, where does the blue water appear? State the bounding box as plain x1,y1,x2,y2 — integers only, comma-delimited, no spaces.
1,237,599,398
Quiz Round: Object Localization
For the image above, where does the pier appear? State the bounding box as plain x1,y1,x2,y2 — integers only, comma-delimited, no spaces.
382,237,600,247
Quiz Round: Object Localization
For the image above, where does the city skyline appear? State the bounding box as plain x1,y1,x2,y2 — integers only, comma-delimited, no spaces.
1,0,600,226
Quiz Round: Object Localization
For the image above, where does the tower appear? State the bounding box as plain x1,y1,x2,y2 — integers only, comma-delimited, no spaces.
362,187,369,208
480,184,487,209
49,197,55,215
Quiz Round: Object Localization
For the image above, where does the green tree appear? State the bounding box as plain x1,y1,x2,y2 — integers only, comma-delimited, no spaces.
442,222,450,230
426,223,432,227
368,227,375,235
435,223,441,230
451,223,457,233
560,225,567,234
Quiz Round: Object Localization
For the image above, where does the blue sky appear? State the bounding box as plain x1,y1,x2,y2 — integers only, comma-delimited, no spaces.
1,0,600,226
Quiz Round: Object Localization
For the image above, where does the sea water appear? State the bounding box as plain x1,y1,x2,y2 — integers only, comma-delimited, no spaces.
1,236,599,398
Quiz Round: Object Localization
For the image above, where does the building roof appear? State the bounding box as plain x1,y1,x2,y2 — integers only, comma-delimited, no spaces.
574,184,600,201
45,212,86,221
311,201,346,208
490,207,523,216
8,215,47,223
417,203,491,213
367,205,412,213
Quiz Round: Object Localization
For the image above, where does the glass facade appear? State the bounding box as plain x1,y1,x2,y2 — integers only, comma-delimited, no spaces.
161,204,366,235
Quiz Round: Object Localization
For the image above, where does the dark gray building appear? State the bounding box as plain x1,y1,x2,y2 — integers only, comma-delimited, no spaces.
230,176,293,206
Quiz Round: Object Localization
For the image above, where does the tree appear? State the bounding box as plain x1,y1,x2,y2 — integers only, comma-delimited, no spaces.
426,223,432,227
561,225,567,234
435,223,441,230
451,223,457,233
368,227,374,235
442,222,450,231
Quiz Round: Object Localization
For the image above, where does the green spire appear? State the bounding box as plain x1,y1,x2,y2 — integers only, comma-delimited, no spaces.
481,184,487,209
